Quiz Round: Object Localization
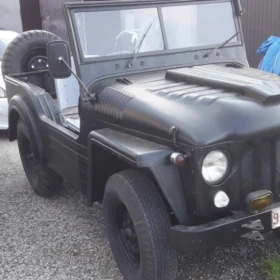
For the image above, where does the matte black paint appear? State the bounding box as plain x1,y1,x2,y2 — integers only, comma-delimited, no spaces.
170,201,280,253
7,60,280,220
47,40,72,79
46,123,88,193
88,129,189,224
8,95,44,162
6,76,49,161
88,65,280,147
5,0,280,252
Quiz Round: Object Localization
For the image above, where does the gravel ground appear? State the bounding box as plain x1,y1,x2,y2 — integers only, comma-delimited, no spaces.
0,130,279,280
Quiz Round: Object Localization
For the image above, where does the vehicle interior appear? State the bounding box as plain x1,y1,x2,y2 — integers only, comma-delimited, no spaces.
53,59,80,133
9,61,81,134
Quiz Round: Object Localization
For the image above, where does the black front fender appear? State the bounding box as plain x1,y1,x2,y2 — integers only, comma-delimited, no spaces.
88,128,189,225
8,95,46,162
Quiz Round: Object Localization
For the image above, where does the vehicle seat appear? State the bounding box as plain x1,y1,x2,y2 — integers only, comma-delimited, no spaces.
54,57,80,132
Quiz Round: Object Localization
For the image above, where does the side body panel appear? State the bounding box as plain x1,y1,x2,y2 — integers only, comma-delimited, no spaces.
6,76,48,161
45,120,88,194
6,75,88,193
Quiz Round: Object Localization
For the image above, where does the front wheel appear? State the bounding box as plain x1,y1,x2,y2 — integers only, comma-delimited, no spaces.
103,170,178,280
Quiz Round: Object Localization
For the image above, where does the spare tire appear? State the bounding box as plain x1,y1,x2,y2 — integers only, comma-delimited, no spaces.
1,30,60,76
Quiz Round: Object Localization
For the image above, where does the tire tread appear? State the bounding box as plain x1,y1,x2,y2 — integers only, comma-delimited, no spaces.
1,30,60,76
104,170,178,280
17,119,63,198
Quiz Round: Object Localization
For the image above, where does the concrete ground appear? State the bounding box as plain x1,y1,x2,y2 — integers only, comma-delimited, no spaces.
0,130,279,280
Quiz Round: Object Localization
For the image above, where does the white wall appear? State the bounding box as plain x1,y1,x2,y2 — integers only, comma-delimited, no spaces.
0,0,22,33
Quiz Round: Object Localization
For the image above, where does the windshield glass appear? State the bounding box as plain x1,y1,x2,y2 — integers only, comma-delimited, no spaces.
73,1,239,59
74,8,164,58
162,2,237,49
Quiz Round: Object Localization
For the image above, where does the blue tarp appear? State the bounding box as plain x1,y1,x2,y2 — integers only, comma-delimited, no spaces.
257,36,280,75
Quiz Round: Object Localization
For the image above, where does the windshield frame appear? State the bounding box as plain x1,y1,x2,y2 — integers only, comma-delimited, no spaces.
69,0,243,64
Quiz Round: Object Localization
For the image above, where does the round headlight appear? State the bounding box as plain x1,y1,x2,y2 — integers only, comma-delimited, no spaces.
0,87,6,98
202,150,229,185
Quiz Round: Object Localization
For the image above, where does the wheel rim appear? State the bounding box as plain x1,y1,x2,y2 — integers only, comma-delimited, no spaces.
116,204,140,269
21,136,38,177
27,55,48,72
22,48,49,72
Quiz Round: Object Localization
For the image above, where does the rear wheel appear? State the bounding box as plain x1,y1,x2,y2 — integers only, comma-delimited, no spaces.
103,170,178,280
17,119,63,197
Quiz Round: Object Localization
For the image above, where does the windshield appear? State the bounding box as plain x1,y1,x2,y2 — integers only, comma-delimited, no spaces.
74,8,164,58
162,2,237,49
73,1,239,59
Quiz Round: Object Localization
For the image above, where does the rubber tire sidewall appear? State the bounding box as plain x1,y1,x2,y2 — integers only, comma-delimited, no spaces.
17,118,62,197
103,170,178,280
1,30,60,76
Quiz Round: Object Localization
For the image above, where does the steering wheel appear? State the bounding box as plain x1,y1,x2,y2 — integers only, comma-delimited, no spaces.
113,30,138,53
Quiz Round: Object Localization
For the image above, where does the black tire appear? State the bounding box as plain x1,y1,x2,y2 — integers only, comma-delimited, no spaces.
103,170,178,280
17,118,63,197
1,30,60,75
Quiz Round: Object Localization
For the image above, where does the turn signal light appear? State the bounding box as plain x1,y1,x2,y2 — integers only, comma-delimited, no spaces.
170,153,186,166
245,190,273,213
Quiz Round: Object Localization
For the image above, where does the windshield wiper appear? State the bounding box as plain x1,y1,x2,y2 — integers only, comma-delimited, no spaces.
128,22,153,68
203,31,240,58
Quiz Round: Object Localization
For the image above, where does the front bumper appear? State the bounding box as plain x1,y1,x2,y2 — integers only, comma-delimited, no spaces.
170,202,280,253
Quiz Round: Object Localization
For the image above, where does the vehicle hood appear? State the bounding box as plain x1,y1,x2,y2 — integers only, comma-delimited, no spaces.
95,64,280,146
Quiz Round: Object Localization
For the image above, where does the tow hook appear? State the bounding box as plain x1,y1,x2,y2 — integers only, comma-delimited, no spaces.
241,219,265,241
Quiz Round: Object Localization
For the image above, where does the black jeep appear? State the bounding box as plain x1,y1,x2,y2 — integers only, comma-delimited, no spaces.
3,0,280,279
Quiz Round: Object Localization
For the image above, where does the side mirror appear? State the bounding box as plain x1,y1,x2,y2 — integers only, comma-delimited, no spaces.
46,40,72,79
